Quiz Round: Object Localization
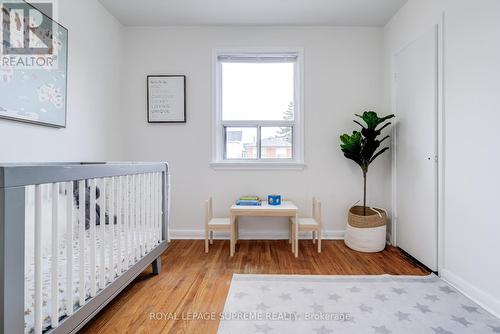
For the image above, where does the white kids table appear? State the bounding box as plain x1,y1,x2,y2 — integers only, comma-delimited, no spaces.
229,201,300,257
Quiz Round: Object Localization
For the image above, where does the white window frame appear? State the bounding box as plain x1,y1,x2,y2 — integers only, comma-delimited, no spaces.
211,48,305,170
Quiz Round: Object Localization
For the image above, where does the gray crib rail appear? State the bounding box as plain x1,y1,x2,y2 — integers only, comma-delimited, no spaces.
0,162,170,334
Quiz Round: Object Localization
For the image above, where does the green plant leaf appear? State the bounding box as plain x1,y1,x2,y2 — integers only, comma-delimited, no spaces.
369,147,390,163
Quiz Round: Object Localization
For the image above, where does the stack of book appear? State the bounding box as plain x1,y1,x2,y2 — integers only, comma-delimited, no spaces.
236,196,261,206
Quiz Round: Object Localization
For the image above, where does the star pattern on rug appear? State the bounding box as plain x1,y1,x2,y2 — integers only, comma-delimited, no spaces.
439,286,456,294
310,303,324,313
359,304,373,313
328,293,342,301
279,293,291,301
461,304,479,313
451,315,472,327
431,327,453,334
372,325,392,334
392,287,406,295
300,287,313,294
394,311,411,321
256,302,270,311
349,286,361,293
254,323,273,333
414,303,431,314
313,325,333,334
234,292,247,299
425,294,440,302
375,294,389,302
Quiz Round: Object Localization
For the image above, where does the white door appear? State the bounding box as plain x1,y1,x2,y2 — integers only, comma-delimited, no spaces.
394,27,438,271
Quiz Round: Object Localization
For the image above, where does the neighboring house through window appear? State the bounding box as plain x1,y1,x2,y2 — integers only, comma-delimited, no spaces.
211,49,304,170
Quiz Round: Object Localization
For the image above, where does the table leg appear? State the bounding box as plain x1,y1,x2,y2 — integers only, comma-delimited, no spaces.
230,214,236,256
294,213,299,258
235,216,239,242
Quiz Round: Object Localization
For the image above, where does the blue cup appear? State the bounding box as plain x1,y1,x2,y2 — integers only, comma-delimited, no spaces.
268,194,281,206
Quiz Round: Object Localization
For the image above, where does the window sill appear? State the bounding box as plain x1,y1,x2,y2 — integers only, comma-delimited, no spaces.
210,161,306,171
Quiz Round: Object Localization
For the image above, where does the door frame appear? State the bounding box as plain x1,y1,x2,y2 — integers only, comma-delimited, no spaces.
390,14,446,274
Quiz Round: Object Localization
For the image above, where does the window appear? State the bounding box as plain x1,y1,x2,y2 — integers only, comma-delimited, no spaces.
212,49,304,170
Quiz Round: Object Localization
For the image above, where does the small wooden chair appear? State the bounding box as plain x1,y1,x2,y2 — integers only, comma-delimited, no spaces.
291,198,322,253
205,197,231,253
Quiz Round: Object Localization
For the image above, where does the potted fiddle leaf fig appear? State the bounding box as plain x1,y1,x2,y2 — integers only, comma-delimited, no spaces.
340,111,395,253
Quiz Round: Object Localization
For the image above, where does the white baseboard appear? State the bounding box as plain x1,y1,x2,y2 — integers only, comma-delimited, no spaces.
169,229,345,240
441,269,500,318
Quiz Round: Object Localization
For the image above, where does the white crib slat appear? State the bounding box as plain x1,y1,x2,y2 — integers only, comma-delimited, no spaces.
141,173,146,256
152,173,157,246
134,174,139,261
137,174,142,258
130,175,136,263
137,174,141,256
123,175,129,269
99,179,106,289
65,182,74,316
109,177,115,280
144,173,149,252
152,173,158,245
78,180,86,306
51,183,60,328
159,172,162,242
157,172,162,242
146,173,152,251
34,185,43,334
153,173,158,246
146,174,150,253
89,179,97,297
117,176,122,274
151,173,155,249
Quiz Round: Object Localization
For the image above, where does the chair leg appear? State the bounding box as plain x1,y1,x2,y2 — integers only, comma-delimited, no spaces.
205,228,209,253
317,229,321,253
210,231,213,244
312,231,316,244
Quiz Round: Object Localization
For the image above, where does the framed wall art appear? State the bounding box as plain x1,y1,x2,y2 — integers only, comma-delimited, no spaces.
0,1,68,127
147,75,186,123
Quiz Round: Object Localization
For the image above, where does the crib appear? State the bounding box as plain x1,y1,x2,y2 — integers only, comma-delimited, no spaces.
0,162,170,334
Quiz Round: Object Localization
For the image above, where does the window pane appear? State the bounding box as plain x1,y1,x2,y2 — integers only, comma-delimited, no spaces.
261,127,293,159
225,127,257,159
222,62,295,121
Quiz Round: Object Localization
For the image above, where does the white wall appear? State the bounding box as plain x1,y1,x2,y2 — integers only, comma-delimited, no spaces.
384,0,500,317
0,0,124,162
121,26,390,239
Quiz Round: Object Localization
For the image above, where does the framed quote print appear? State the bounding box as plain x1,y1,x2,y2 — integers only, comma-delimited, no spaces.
147,75,186,123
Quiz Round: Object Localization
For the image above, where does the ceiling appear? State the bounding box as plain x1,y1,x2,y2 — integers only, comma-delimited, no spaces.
98,0,407,27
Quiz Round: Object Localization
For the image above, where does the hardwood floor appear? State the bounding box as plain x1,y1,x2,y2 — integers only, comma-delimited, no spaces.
80,240,429,334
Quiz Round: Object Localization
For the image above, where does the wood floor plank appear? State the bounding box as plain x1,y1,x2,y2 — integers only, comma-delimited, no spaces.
80,240,428,334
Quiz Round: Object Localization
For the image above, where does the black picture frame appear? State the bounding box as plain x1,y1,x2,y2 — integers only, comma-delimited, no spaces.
147,75,186,123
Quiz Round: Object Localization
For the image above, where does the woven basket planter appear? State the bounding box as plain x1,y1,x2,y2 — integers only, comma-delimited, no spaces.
344,206,387,253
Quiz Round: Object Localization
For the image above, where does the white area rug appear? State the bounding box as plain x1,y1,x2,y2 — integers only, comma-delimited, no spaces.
218,274,500,334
